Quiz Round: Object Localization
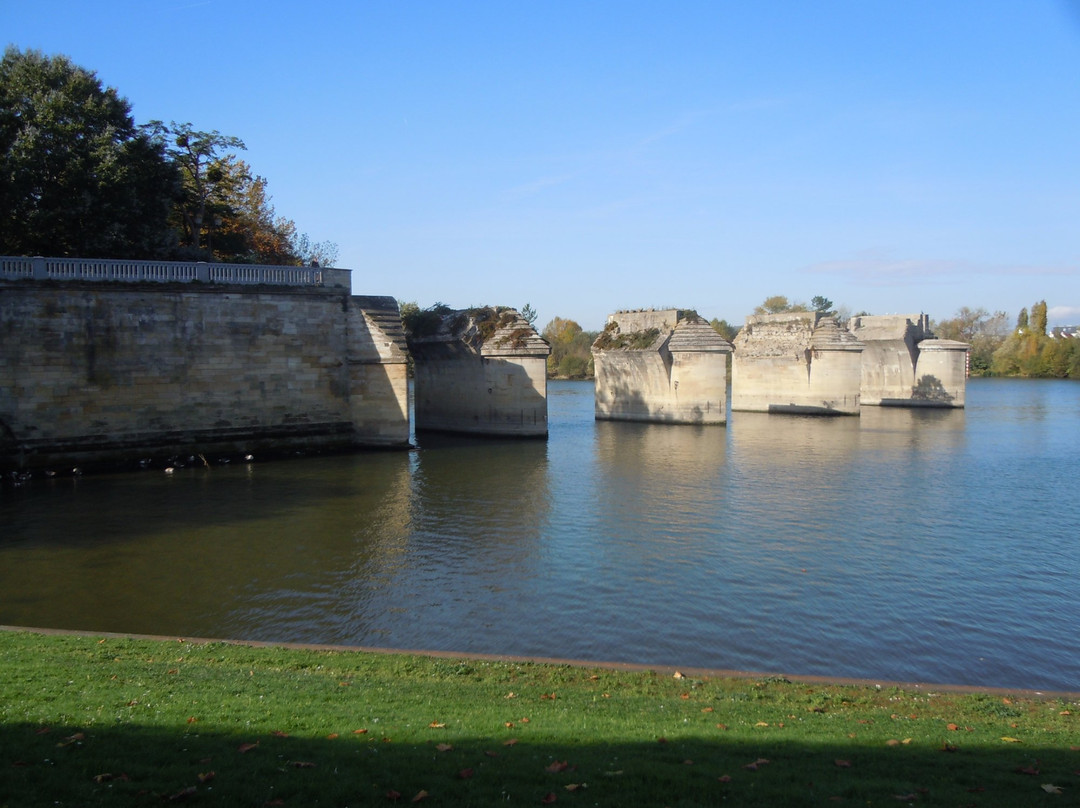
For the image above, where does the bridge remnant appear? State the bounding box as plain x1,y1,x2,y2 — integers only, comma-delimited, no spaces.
406,307,550,437
592,309,732,424
850,314,968,407
731,311,863,415
1,257,410,473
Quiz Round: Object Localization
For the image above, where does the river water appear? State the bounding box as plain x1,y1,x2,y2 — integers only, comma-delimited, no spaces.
1,379,1078,691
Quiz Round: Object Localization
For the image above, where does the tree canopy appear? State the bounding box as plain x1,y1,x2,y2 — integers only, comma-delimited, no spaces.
0,47,180,258
0,47,337,266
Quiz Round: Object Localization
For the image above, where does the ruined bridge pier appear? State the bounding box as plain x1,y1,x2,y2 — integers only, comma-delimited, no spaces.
0,256,410,472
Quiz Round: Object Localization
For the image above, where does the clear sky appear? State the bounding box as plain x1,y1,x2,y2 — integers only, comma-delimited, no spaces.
4,0,1080,331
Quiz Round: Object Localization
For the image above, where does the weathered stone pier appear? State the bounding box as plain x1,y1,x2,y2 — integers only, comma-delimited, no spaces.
1,256,410,472
592,309,732,424
731,311,864,415
406,306,550,437
850,314,968,407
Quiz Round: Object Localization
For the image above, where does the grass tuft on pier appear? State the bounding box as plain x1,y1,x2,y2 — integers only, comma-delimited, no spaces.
1,630,1077,806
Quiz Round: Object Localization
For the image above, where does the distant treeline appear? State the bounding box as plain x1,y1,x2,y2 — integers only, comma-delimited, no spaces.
932,301,1080,379
539,296,1080,381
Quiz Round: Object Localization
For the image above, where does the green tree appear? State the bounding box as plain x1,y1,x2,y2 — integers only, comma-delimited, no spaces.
143,120,246,256
754,295,808,315
1016,307,1029,331
810,295,835,315
709,318,739,341
520,303,538,327
0,47,180,257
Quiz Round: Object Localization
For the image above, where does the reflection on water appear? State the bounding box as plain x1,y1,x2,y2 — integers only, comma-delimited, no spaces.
1,379,1078,691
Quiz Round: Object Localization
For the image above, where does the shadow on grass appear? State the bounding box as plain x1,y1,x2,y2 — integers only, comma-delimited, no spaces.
3,721,1076,807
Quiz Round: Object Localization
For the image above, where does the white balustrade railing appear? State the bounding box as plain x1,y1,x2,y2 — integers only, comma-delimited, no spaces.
0,256,350,289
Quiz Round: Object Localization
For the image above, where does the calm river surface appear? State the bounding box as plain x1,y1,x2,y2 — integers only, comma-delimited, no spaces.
2,379,1078,691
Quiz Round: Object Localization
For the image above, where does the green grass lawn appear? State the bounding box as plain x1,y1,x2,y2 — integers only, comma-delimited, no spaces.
1,629,1077,806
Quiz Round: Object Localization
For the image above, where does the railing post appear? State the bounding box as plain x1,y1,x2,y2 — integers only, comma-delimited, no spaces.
196,262,210,282
32,256,47,280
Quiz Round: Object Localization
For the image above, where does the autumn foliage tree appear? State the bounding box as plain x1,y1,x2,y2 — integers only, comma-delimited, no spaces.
991,299,1080,378
542,317,598,379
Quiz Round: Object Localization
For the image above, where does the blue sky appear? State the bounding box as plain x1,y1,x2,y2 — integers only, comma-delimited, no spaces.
5,0,1080,330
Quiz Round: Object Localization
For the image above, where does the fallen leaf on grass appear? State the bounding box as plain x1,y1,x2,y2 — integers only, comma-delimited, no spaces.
892,793,918,801
237,742,259,753
197,772,215,783
458,768,474,779
435,743,453,752
939,742,958,752
327,733,339,739
35,727,50,735
755,721,769,727
718,775,732,783
545,760,570,773
564,783,585,792
673,671,685,679
92,773,114,783
716,723,729,730
271,730,289,737
504,738,518,746
744,758,770,771
168,786,197,801
411,790,429,802
290,761,316,768
1001,736,1022,743
701,707,714,713
541,793,557,804
385,790,401,801
834,759,852,768
540,693,557,700
947,723,960,731
57,732,85,747
428,722,446,729
354,728,369,734
1042,784,1063,794
1015,765,1040,775
485,750,499,757
505,692,517,699
886,739,901,746
186,716,198,724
